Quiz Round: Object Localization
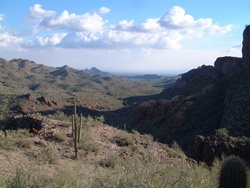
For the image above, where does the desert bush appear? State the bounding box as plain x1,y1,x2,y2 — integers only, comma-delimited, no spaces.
167,141,185,158
81,140,100,153
95,115,105,124
47,111,71,122
5,166,51,188
215,128,229,138
15,138,32,149
77,127,99,153
54,131,66,142
115,131,134,147
50,160,98,187
141,133,154,142
0,129,33,150
35,144,60,165
98,157,117,169
1,149,249,188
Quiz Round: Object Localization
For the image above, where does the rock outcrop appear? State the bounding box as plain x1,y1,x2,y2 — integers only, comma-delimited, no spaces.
242,25,250,75
15,94,59,114
133,95,188,123
214,56,243,76
187,135,250,166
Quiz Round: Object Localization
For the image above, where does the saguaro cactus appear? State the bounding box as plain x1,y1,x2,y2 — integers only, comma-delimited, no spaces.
219,155,247,188
72,102,82,159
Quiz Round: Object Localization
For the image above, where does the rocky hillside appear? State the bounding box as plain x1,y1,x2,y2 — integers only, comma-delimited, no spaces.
0,58,162,119
126,26,250,166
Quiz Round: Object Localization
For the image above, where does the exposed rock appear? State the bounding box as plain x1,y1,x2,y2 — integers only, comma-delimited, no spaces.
187,135,250,166
133,95,187,123
242,25,250,75
15,94,60,114
25,93,35,100
5,115,70,140
52,100,58,105
37,96,53,107
214,56,243,76
186,135,204,162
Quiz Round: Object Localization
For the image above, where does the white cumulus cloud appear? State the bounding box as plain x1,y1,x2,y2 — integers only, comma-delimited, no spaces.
98,7,110,14
27,4,107,32
158,6,232,35
0,32,23,48
27,4,56,21
22,33,67,48
39,10,105,32
159,6,195,29
12,5,234,51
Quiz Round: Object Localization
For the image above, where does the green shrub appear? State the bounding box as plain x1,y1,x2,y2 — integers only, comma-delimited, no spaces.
215,128,229,138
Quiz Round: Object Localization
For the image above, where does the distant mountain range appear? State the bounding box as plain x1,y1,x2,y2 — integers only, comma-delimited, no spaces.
85,67,112,76
0,57,164,116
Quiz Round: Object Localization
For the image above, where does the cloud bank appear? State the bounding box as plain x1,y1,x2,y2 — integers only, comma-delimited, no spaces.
1,4,233,51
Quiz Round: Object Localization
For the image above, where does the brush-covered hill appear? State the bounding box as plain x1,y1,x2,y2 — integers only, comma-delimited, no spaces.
0,58,163,118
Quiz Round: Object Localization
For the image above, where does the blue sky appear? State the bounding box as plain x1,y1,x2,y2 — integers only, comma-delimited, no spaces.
0,0,249,74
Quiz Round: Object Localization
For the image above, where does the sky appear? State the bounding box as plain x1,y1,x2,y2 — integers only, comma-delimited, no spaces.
0,0,249,74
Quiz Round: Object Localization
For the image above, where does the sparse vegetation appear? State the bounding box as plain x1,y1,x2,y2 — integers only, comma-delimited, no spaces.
0,119,250,187
215,128,229,138
115,130,134,147
0,129,33,150
54,131,66,142
35,144,61,165
1,57,250,187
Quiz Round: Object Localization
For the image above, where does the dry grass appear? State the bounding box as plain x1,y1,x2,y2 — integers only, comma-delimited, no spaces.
0,115,249,188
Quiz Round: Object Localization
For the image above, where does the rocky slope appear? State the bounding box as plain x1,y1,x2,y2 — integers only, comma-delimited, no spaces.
127,26,250,166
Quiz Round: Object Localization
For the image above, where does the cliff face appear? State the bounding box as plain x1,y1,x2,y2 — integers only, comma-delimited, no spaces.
242,25,250,75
